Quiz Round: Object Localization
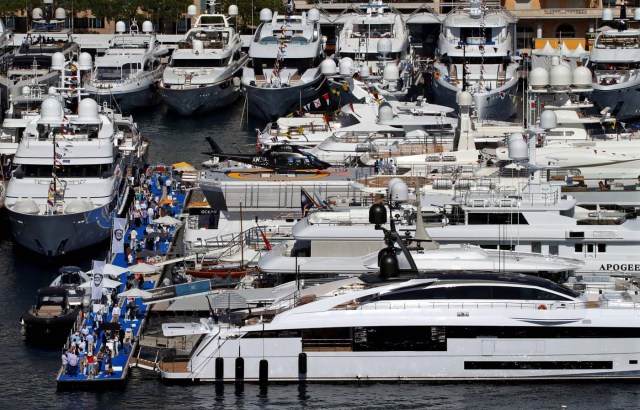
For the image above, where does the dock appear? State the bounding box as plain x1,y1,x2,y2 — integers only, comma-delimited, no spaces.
56,165,190,389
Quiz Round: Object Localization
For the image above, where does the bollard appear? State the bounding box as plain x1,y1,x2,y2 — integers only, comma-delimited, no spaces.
259,359,269,391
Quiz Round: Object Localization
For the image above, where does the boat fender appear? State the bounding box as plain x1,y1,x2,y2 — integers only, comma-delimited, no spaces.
298,352,307,375
215,357,224,380
235,357,244,383
259,359,269,390
537,304,547,310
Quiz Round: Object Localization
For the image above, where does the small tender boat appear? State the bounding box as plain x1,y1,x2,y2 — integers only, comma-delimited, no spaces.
22,286,81,343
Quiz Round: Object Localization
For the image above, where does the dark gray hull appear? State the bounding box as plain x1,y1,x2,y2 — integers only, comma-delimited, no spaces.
159,81,240,116
591,84,640,121
243,76,324,122
87,86,161,113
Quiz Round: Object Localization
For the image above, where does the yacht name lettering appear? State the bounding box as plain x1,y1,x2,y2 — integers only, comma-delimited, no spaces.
599,264,640,271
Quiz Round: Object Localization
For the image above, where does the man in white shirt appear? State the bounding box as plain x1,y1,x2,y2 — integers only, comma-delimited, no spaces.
112,305,121,322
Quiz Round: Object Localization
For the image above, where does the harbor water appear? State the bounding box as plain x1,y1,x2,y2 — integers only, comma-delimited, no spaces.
2,100,640,408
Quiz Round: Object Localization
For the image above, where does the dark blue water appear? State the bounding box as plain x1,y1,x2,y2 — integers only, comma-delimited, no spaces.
2,100,640,408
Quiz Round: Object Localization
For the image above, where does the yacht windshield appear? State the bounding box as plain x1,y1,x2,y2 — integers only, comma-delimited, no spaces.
595,35,640,49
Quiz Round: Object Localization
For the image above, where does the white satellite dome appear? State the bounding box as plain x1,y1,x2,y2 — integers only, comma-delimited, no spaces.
39,97,64,125
75,98,101,124
338,57,354,76
529,67,549,89
507,133,528,161
378,102,394,123
572,66,592,88
377,38,392,57
54,8,66,20
383,64,400,82
12,198,40,215
48,86,57,95
192,39,204,54
51,52,65,70
65,198,95,213
320,59,337,76
388,178,408,202
21,86,30,96
308,8,320,22
549,64,571,91
457,91,473,107
115,21,126,33
187,5,197,16
142,21,153,33
602,8,613,21
260,9,273,22
32,8,43,20
78,52,93,71
359,64,370,79
228,5,239,17
539,110,558,130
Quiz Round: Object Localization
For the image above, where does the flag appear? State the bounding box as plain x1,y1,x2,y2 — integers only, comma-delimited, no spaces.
91,260,106,301
499,92,505,99
297,126,305,136
257,226,272,251
322,93,329,104
301,187,318,217
349,102,357,116
323,114,332,131
111,217,127,254
313,98,321,108
342,82,349,91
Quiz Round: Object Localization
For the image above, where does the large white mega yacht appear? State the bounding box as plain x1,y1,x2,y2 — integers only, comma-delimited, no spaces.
158,273,640,381
242,8,325,122
589,5,640,121
84,20,167,112
4,96,143,256
432,1,519,120
159,5,247,115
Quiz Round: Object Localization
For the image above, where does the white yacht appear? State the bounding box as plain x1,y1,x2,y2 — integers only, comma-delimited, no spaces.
159,273,640,381
159,5,247,115
432,2,519,120
242,8,325,122
589,5,640,121
4,96,143,256
84,20,167,112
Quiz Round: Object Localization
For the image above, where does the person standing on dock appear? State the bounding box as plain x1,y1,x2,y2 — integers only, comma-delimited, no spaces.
112,304,121,322
66,347,79,377
61,348,68,375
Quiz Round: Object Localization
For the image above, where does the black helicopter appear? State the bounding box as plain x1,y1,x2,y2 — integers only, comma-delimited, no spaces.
203,137,332,172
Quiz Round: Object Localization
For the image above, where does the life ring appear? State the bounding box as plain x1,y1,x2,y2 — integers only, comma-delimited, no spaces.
537,304,547,310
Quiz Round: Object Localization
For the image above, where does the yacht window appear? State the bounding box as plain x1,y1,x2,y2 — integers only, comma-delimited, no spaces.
587,244,594,253
531,242,541,254
575,243,583,252
555,23,575,38
595,35,640,49
598,243,607,253
549,244,559,255
376,285,573,301
170,59,225,68
95,67,122,81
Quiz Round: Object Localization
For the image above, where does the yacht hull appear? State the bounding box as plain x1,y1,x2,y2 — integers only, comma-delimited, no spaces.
159,81,240,116
86,85,161,113
7,204,113,257
591,81,640,121
243,76,324,122
432,74,518,121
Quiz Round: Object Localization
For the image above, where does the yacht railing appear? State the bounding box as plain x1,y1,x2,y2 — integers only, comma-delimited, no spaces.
85,68,161,87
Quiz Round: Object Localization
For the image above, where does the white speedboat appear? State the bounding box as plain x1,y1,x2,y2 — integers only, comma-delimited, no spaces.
242,8,325,122
432,1,519,120
4,96,143,256
159,6,247,115
158,273,640,381
589,5,640,121
84,20,167,112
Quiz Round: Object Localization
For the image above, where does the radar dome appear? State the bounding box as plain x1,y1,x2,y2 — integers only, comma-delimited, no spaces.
115,21,126,33
51,52,65,70
338,57,354,76
379,251,399,279
377,38,392,57
308,8,320,22
507,133,528,161
76,98,101,124
550,56,560,66
529,67,549,89
260,8,273,22
320,58,337,76
78,52,93,71
65,198,95,213
572,66,591,87
192,39,204,54
369,203,387,225
378,102,393,123
32,8,43,20
383,64,400,82
187,5,197,16
359,64,370,79
388,178,408,202
39,97,64,125
602,8,613,21
635,8,640,21
549,64,571,91
48,86,57,95
142,21,153,33
54,8,66,20
539,110,558,129
21,86,30,96
12,198,39,215
457,91,472,107
228,5,239,16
